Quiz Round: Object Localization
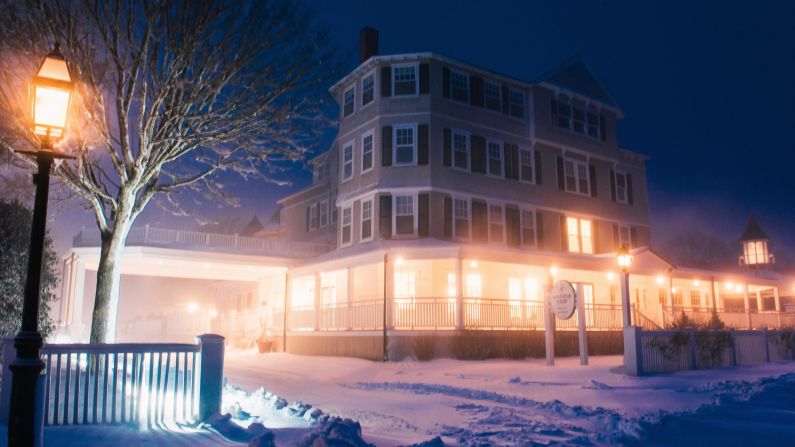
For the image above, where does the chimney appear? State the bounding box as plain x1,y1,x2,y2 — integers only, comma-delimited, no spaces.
359,27,379,64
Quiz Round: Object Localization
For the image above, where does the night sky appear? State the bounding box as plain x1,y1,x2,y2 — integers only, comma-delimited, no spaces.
53,0,795,261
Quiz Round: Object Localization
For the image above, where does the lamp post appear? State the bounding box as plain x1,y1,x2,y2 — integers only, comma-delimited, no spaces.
617,246,633,328
8,44,75,447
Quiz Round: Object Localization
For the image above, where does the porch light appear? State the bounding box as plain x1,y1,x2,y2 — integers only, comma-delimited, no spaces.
725,281,733,291
31,44,74,143
693,280,700,287
395,256,405,267
616,246,632,271
671,287,677,294
469,260,478,268
549,266,559,276
606,271,615,281
734,284,743,293
655,275,664,286
186,302,198,313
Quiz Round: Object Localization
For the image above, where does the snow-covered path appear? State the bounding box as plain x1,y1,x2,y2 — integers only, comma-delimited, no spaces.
223,351,795,446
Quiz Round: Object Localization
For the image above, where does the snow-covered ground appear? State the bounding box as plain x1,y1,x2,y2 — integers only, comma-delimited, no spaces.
223,351,795,446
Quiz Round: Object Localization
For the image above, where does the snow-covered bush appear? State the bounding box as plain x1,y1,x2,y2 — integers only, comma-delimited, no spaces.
412,334,438,361
771,330,795,359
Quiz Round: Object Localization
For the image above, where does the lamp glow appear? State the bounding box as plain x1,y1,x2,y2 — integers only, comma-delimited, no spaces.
186,302,198,313
655,275,665,286
549,266,559,276
693,280,700,287
395,256,405,267
606,272,615,281
616,246,633,270
31,46,73,141
734,284,743,293
469,260,478,268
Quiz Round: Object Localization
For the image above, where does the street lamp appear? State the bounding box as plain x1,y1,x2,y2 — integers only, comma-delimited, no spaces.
616,246,633,327
8,44,75,447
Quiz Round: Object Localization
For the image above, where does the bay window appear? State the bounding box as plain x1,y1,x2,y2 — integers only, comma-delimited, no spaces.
361,73,374,106
393,64,417,96
394,195,415,236
451,71,469,103
361,131,374,172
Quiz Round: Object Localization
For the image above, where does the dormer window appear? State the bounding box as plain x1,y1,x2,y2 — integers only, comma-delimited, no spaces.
552,97,602,139
393,64,417,96
450,71,469,103
343,86,355,117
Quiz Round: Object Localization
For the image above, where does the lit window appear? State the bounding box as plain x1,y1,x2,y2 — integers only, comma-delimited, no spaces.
519,148,534,183
509,90,524,118
394,126,416,165
450,71,469,103
564,158,589,195
394,195,415,236
452,131,469,170
361,73,374,106
521,209,535,247
341,206,352,245
489,205,503,243
615,172,628,203
319,201,328,228
394,271,417,299
484,82,501,111
447,273,457,298
342,142,354,181
487,140,502,176
466,274,482,297
343,86,355,117
690,290,701,308
744,240,768,265
567,217,593,254
361,198,373,241
393,65,417,96
309,204,318,231
454,198,469,239
361,131,373,172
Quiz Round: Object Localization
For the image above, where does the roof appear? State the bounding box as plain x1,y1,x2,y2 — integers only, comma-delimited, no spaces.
740,216,770,242
535,57,621,110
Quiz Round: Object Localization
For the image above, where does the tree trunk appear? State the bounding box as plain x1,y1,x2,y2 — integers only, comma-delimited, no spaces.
89,218,132,343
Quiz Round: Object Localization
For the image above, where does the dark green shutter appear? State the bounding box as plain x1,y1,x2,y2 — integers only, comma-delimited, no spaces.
560,216,568,251
472,200,488,242
630,227,639,248
381,66,391,97
612,223,620,249
609,169,616,202
627,174,634,205
505,144,519,179
418,124,429,165
443,128,452,167
470,76,484,107
556,156,565,190
505,206,520,247
471,135,486,174
600,114,607,142
442,67,450,98
381,126,392,166
380,195,392,239
501,85,510,114
419,63,429,94
418,193,429,237
443,196,452,239
534,150,543,185
536,211,544,248
589,164,597,197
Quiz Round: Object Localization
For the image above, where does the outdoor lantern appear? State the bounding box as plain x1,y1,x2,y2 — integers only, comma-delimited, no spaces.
738,216,774,267
31,44,74,143
616,246,633,270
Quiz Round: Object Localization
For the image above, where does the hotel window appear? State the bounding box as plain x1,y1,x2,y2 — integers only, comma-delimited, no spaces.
615,171,628,203
393,64,417,96
394,195,415,236
309,204,318,231
452,130,469,170
361,198,373,241
552,99,601,139
450,71,469,103
343,86,355,118
690,290,701,308
361,73,374,106
394,271,417,299
619,224,631,249
487,140,502,176
519,147,534,183
319,201,328,228
564,158,589,195
573,105,586,134
552,98,571,129
454,198,470,239
521,209,535,247
673,289,683,307
341,206,352,245
509,90,525,118
566,217,593,254
361,131,374,172
488,204,504,243
484,81,501,111
342,142,354,181
394,125,416,165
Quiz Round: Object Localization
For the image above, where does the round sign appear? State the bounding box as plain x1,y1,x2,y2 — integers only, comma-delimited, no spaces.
551,280,577,320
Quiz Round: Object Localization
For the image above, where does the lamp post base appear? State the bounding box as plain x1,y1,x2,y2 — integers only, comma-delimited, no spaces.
8,331,45,447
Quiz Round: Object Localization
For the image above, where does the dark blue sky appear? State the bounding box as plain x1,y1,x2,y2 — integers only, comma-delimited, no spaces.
54,0,795,260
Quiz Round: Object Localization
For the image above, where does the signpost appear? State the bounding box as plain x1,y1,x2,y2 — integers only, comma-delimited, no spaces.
545,280,588,366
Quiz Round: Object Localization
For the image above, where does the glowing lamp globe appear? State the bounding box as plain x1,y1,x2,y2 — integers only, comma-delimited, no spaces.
31,45,74,143
616,246,633,270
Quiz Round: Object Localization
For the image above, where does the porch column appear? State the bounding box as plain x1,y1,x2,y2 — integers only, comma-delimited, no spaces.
743,283,752,329
667,273,674,308
710,277,718,312
314,272,321,331
57,254,74,330
347,267,354,330
283,272,290,351
774,287,782,328
755,290,764,313
68,258,87,341
714,279,722,311
455,256,464,330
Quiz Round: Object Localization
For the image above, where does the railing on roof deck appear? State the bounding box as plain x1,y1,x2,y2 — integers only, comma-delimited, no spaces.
72,225,332,258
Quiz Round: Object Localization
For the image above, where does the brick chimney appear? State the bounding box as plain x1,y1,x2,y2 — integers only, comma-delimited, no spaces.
359,27,379,64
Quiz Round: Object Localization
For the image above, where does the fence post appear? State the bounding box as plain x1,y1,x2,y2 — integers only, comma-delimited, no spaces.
763,327,770,363
623,326,643,376
730,330,737,366
688,328,697,370
197,334,225,421
0,336,17,425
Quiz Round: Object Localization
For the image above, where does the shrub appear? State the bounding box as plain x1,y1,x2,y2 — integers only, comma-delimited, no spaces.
650,311,732,366
449,331,497,360
412,334,438,361
772,330,795,359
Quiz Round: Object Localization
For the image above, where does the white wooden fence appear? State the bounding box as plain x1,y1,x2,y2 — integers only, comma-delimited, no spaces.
623,326,795,375
0,334,225,431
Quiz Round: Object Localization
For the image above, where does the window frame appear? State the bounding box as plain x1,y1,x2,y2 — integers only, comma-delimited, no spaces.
361,129,374,174
392,63,419,97
488,204,504,243
451,129,470,171
484,81,501,112
618,224,631,249
518,146,535,184
508,89,525,118
450,70,470,103
340,205,353,247
614,171,628,204
486,139,503,178
520,208,536,248
343,85,355,118
341,140,355,182
360,70,375,108
360,196,374,243
566,216,593,254
393,194,418,237
453,197,470,241
319,200,328,228
553,97,602,140
393,124,418,166
563,157,590,196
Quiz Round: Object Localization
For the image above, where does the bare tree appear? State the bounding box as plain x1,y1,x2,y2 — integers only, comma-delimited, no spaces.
661,228,736,270
0,0,335,342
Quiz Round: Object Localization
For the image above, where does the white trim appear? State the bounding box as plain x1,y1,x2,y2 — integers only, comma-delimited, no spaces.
340,205,353,247
519,207,536,248
452,196,471,241
360,129,375,174
360,69,376,110
391,63,419,98
319,200,329,229
518,145,535,185
488,203,504,244
449,69,470,104
342,84,356,118
393,123,418,166
341,139,355,182
485,138,504,178
562,157,590,196
360,196,375,243
392,193,418,238
451,129,470,171
483,80,502,113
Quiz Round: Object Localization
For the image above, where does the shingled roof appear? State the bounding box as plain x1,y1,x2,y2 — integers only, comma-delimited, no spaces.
739,216,770,242
536,57,620,109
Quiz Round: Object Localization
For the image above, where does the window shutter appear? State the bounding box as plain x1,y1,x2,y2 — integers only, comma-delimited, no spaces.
306,206,310,232
442,67,451,98
381,66,392,97
600,114,607,142
419,63,430,94
471,135,486,174
505,144,519,180
418,193,429,237
418,124,429,165
612,223,620,249
609,169,617,202
534,150,543,185
470,76,484,107
536,211,544,249
627,174,634,205
589,164,597,197
443,128,452,167
556,156,565,190
501,85,510,114
630,227,639,248
381,126,392,166
560,216,568,251
505,206,520,247
443,196,453,239
379,195,392,239
472,200,488,243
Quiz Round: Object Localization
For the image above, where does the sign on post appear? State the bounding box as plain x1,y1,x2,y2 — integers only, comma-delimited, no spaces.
545,280,588,366
551,281,576,320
